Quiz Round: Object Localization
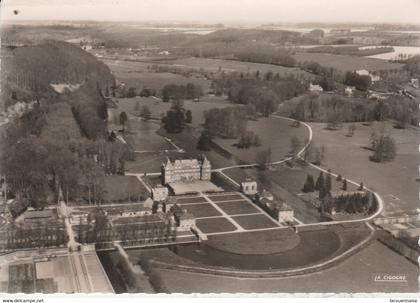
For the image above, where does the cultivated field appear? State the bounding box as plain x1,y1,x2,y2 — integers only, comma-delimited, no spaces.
101,58,212,92
293,52,403,72
162,57,314,79
213,116,309,164
308,122,420,214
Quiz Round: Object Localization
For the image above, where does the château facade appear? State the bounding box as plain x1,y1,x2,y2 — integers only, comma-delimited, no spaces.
162,156,211,184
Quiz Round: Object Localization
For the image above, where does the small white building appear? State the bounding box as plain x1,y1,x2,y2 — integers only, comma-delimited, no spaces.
309,83,323,93
278,203,294,223
241,179,258,196
344,86,355,96
152,185,169,202
410,78,419,88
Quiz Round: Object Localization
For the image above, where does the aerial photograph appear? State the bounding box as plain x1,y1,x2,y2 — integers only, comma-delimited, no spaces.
0,0,419,299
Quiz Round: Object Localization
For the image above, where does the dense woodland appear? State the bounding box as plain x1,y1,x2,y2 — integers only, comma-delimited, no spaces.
0,41,120,208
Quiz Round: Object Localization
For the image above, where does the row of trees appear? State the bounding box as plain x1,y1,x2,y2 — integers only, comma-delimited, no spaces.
281,93,419,129
162,83,203,102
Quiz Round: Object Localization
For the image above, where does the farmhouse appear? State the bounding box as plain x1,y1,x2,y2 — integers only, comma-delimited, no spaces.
257,198,294,223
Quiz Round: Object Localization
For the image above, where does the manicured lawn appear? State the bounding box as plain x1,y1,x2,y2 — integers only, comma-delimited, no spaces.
213,116,309,164
196,217,237,233
103,175,150,203
209,194,243,202
181,203,221,218
293,52,403,72
156,242,418,293
216,200,260,215
233,214,278,230
207,228,300,255
176,196,208,204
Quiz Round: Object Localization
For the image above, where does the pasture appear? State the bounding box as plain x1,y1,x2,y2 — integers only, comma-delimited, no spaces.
293,52,403,72
308,121,420,214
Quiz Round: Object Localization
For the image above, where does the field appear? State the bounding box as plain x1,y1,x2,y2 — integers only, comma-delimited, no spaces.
213,116,309,164
101,58,212,92
308,121,420,214
293,52,403,72
207,229,300,255
103,175,150,203
162,57,314,80
155,241,418,293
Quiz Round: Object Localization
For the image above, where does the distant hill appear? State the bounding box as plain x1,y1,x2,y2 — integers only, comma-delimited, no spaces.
1,40,114,106
1,40,115,140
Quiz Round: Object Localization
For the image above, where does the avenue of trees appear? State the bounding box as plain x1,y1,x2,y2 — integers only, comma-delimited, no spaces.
281,93,419,128
162,83,202,102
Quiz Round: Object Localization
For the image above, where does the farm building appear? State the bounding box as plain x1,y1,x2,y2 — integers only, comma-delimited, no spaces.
309,83,323,93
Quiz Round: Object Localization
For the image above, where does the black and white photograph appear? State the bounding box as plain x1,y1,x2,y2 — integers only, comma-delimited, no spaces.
0,0,419,300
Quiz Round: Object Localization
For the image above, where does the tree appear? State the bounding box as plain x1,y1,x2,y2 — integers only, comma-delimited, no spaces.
370,133,397,163
325,169,332,192
315,172,324,191
336,174,342,181
302,174,315,192
127,87,137,98
140,105,152,121
256,148,272,170
185,110,192,124
134,101,140,112
290,135,301,158
119,111,128,131
342,179,347,191
358,182,364,191
197,131,212,151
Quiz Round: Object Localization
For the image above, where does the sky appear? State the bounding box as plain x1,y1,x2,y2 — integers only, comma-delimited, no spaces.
1,0,420,24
